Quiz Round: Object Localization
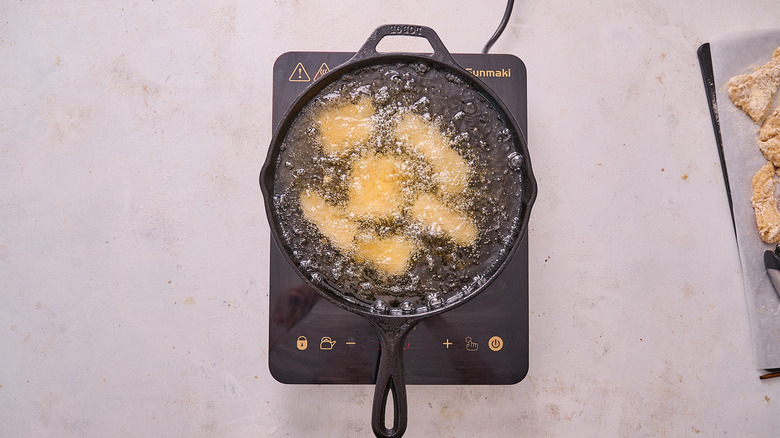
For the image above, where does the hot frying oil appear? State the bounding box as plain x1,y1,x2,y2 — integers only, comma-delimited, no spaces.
273,62,523,308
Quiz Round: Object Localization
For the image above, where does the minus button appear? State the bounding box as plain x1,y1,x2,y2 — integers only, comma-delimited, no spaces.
346,337,356,345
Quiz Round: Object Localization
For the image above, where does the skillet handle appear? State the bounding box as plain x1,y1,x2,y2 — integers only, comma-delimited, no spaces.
370,319,417,438
353,24,457,65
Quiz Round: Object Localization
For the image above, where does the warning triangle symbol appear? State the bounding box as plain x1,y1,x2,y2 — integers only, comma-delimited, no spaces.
313,63,330,81
288,62,311,82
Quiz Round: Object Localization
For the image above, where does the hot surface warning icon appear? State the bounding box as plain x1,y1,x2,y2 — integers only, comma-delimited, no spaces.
313,63,330,81
289,62,310,82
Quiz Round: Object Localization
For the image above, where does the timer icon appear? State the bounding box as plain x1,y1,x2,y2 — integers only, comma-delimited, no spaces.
488,336,504,351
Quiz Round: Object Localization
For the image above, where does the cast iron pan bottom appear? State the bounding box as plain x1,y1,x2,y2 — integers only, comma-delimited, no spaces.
260,24,537,438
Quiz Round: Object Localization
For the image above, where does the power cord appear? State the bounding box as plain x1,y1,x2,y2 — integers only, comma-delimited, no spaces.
482,0,515,54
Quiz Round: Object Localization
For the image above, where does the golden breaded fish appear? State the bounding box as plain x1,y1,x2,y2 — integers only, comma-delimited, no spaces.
410,193,477,246
316,96,375,155
394,113,469,197
299,190,359,252
354,233,417,277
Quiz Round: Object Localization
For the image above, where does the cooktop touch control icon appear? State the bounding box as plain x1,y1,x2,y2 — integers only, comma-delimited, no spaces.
488,336,504,351
465,337,479,352
320,337,336,350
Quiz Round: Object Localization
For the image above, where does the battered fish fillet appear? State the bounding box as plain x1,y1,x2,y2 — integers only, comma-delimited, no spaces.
759,106,780,167
354,233,417,277
346,154,405,221
410,193,478,246
299,190,358,253
751,161,780,243
727,47,780,122
394,113,470,197
316,96,375,155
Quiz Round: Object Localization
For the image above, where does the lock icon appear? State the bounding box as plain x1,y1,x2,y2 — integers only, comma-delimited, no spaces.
296,336,308,351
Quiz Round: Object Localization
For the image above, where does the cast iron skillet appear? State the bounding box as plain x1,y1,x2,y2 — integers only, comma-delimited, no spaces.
260,24,537,438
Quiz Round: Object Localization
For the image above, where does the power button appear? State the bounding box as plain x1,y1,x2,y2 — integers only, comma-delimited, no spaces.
488,336,503,351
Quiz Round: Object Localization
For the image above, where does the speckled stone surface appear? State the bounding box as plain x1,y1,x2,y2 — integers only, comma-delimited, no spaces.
2,1,779,436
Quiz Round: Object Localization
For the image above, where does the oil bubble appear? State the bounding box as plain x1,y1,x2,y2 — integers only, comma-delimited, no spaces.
372,300,388,313
412,63,430,74
508,152,524,171
426,293,443,308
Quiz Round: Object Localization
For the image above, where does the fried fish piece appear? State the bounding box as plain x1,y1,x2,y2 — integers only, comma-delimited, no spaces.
354,232,417,277
759,106,780,167
727,47,780,122
751,161,780,243
394,113,469,197
346,154,405,221
299,190,358,253
410,192,478,246
316,96,375,155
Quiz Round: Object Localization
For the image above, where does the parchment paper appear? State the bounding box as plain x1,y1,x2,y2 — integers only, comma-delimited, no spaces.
710,29,780,369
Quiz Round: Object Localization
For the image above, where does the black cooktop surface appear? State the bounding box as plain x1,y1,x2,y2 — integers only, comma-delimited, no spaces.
268,52,529,384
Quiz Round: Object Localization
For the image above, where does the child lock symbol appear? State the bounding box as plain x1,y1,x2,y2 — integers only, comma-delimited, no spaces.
296,336,308,350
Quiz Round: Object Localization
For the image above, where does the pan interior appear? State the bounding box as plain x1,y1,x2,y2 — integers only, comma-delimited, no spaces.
270,60,526,313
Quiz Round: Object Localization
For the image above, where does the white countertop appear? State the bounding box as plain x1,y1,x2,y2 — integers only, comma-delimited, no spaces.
1,1,779,436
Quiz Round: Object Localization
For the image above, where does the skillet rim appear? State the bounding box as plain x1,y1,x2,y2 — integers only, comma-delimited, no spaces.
259,51,537,319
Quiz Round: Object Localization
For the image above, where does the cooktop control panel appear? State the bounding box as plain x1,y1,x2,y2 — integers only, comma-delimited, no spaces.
267,52,529,385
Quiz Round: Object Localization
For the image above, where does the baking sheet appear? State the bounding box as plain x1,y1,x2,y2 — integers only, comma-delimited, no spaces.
710,29,780,369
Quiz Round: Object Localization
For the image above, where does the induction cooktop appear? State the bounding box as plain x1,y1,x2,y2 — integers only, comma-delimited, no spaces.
267,51,529,385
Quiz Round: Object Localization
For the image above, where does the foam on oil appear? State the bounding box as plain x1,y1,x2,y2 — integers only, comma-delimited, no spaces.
273,62,524,310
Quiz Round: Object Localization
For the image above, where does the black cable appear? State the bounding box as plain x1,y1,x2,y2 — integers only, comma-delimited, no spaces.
482,0,515,54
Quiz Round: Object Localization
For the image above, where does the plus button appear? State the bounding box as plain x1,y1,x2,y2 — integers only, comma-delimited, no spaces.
443,339,452,349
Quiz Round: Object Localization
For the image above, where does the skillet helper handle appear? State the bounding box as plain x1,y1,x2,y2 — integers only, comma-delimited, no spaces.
354,24,457,65
371,321,415,438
